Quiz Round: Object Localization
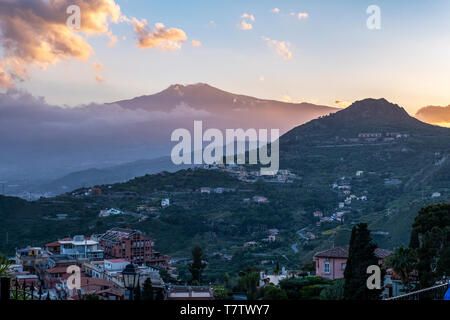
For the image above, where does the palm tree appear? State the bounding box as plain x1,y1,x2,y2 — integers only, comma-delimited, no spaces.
385,247,417,291
0,254,12,277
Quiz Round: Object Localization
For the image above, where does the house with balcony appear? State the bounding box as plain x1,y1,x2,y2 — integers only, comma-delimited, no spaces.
58,235,104,260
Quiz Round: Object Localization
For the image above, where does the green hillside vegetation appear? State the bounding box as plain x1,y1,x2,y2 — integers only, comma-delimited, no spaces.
1,98,449,284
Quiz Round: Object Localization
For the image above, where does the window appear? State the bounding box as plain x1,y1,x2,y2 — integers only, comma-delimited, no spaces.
324,258,330,274
341,263,346,270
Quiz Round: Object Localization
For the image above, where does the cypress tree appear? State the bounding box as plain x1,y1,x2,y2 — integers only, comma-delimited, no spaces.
189,246,207,284
343,223,382,300
408,229,420,249
142,278,154,300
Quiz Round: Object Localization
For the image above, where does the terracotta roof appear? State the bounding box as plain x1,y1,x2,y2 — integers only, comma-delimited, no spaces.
314,246,349,258
46,267,69,274
314,246,392,259
45,241,60,247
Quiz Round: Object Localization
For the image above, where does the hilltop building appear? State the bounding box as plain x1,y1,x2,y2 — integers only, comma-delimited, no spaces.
93,228,171,269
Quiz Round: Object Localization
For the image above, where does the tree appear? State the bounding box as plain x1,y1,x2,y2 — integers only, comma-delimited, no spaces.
279,277,331,300
0,254,11,276
412,204,450,288
408,230,420,249
343,223,382,300
385,246,416,291
142,278,154,300
223,273,230,289
188,246,207,284
319,279,345,300
262,286,288,300
134,280,141,300
237,267,260,300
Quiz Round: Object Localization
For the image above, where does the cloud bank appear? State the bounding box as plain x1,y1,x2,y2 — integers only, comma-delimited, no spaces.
0,1,190,87
0,0,121,87
416,105,450,126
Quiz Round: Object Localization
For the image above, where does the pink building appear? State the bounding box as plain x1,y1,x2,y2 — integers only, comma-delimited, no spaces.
313,246,392,280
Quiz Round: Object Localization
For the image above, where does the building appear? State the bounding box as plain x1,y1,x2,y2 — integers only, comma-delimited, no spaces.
161,198,170,207
94,228,170,269
431,192,441,198
45,241,62,254
313,211,323,218
358,133,382,138
200,187,211,194
214,187,224,194
313,246,392,280
58,235,104,260
253,196,268,203
260,268,289,286
15,247,50,273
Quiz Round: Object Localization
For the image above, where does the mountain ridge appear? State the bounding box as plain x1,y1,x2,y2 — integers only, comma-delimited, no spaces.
112,83,338,114
282,98,449,145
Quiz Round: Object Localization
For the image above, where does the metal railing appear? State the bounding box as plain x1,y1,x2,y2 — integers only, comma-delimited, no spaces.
385,282,449,300
0,276,51,301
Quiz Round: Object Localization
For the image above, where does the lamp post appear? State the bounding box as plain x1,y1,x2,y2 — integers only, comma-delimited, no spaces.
122,264,139,301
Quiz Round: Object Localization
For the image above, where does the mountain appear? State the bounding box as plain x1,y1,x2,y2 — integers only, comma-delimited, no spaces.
282,98,448,145
113,83,338,133
0,84,337,191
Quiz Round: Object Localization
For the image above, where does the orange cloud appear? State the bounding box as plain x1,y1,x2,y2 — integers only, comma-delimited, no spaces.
0,62,13,88
96,75,105,83
0,0,121,88
416,105,450,126
298,13,309,20
132,19,187,51
238,13,255,30
191,40,202,47
238,21,253,30
261,37,292,60
92,62,104,72
241,13,255,22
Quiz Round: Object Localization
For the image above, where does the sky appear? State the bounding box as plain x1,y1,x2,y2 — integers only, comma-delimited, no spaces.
1,0,449,114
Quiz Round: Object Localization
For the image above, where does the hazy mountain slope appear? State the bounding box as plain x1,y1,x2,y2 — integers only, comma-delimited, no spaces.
0,85,337,190
113,83,339,134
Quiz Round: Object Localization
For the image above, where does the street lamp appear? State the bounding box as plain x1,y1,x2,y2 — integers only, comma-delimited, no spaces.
122,264,139,300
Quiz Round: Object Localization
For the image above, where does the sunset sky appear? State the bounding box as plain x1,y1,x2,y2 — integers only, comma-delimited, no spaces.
0,0,449,114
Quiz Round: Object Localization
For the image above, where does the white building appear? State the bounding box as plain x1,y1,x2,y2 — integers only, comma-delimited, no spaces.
214,187,224,194
161,198,170,207
431,192,441,198
200,187,211,194
59,235,103,260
